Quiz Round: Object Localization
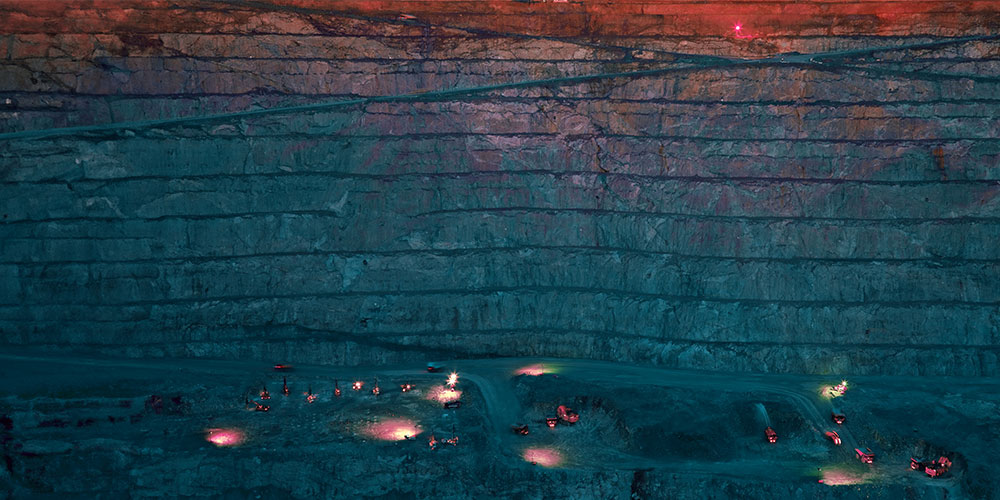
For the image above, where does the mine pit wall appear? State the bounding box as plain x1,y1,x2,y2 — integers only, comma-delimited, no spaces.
1,1,999,376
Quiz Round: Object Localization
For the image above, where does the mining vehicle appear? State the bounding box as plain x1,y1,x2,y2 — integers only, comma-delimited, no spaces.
765,426,777,443
824,431,841,445
831,409,846,425
833,380,848,395
443,401,461,409
557,405,579,424
512,424,530,435
855,447,875,464
427,363,442,373
911,456,952,477
245,397,269,412
428,433,459,450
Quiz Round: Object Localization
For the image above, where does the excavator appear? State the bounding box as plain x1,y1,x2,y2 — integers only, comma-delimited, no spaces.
245,395,269,412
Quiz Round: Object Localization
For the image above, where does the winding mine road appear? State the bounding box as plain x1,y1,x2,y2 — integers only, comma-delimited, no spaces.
448,358,861,475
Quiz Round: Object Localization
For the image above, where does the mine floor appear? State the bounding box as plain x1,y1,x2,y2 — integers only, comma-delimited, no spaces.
1,349,997,498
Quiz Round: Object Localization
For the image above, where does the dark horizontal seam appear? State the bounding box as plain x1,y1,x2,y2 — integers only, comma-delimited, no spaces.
4,287,998,307
3,326,998,350
2,245,998,266
4,209,1000,226
5,170,1000,187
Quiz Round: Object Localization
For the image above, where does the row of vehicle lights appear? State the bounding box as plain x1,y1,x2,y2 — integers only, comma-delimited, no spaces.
216,370,464,448
247,372,459,412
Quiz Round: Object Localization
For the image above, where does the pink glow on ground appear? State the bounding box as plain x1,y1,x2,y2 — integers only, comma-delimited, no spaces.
523,447,564,467
819,468,864,486
205,428,245,447
514,363,549,376
425,385,462,403
363,418,422,441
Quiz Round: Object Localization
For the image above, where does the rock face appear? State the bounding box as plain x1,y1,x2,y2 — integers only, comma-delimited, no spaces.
1,1,999,375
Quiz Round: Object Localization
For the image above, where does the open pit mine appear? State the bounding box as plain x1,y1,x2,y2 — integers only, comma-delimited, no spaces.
1,1,999,498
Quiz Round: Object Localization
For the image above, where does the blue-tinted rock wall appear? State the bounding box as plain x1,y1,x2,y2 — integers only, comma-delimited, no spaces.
1,1,998,374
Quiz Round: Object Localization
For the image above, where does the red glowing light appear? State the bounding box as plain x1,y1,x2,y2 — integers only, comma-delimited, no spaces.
206,428,245,447
363,418,422,441
352,381,363,391
446,372,458,388
732,22,753,39
523,447,563,467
